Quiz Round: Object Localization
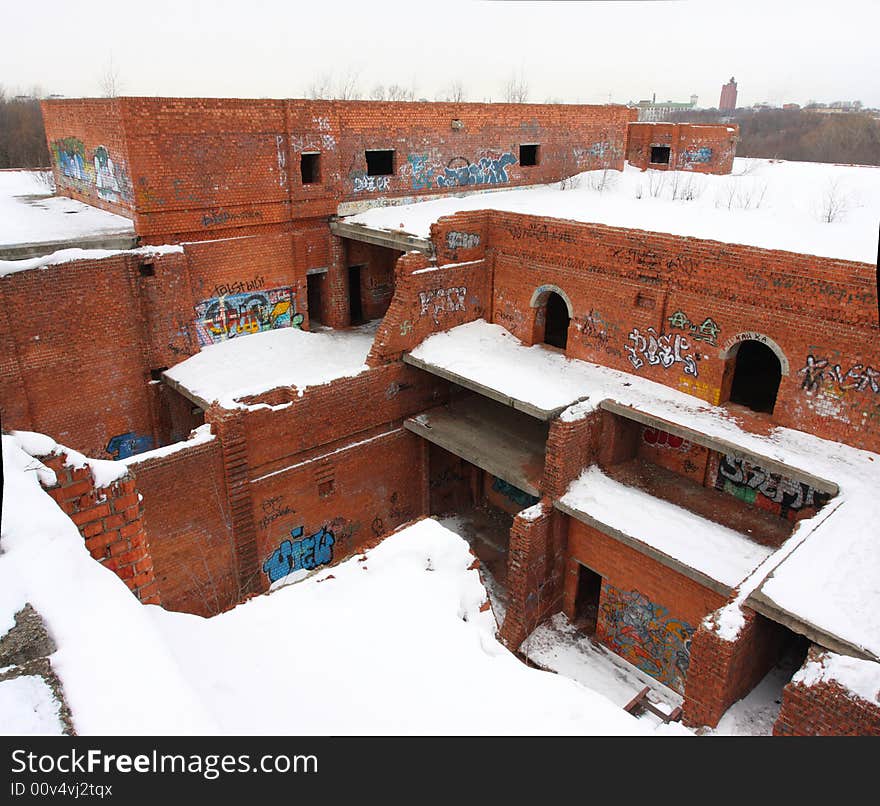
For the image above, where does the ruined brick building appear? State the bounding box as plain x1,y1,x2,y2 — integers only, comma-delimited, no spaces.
1,96,878,735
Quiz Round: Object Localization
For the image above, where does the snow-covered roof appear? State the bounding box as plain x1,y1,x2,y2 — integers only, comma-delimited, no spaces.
346,158,880,264
410,320,880,659
1,432,662,735
164,322,378,410
0,171,134,254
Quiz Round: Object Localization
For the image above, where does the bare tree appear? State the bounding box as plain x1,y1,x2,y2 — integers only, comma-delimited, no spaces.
502,70,529,104
99,54,122,98
307,72,334,100
336,68,361,100
370,83,387,101
442,80,466,103
387,84,415,102
815,177,851,223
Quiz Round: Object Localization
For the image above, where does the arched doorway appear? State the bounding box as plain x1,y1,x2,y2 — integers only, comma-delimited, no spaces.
728,340,782,414
543,292,570,349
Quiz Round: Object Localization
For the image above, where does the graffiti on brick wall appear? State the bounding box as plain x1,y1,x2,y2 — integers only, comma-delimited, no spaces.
445,231,481,251
201,209,263,228
211,276,267,298
418,286,467,324
367,274,393,301
399,320,413,336
509,221,575,244
352,172,391,193
642,427,691,452
578,309,617,345
625,327,698,376
799,355,880,396
681,146,712,164
51,138,133,205
193,286,302,346
436,153,517,188
491,477,539,509
714,454,831,518
106,432,154,460
263,524,336,583
599,585,693,694
257,496,296,532
667,311,721,346
407,154,435,190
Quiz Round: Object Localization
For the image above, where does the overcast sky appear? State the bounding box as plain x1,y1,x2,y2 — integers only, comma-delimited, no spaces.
3,0,878,108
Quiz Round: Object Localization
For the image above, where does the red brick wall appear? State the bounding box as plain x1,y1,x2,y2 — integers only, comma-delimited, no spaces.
541,410,602,500
773,648,880,735
625,123,738,174
683,608,789,727
344,240,401,322
564,519,726,692
40,98,135,218
38,452,159,604
125,439,237,616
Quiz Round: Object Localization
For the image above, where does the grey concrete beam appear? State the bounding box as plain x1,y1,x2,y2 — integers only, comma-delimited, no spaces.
599,400,839,496
161,371,211,412
329,220,434,255
0,233,137,261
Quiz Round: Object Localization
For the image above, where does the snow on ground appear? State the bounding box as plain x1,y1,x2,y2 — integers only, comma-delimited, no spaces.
0,170,133,249
1,432,662,735
346,158,880,264
411,320,880,658
561,467,772,588
164,321,379,409
0,675,65,736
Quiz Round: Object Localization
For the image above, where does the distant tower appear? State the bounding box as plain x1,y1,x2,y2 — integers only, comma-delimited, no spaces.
690,94,699,108
720,77,738,112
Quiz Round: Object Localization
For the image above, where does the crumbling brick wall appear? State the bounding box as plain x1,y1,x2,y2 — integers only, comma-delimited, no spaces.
625,123,738,174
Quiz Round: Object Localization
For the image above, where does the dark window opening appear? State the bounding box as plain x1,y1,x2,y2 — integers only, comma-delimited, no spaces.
574,564,603,635
307,273,324,327
149,367,168,381
543,291,570,349
365,149,394,176
139,262,155,277
650,146,671,165
348,266,364,324
520,144,539,166
301,152,320,184
729,340,782,414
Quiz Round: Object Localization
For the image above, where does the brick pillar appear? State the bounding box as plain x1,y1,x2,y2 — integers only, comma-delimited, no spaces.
324,233,350,329
541,409,602,500
773,647,880,736
499,502,567,650
39,453,160,604
683,605,787,728
209,406,264,597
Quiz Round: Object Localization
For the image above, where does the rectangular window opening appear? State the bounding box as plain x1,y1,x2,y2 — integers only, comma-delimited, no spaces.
650,146,671,165
139,262,155,277
519,144,539,166
301,152,321,184
365,149,394,176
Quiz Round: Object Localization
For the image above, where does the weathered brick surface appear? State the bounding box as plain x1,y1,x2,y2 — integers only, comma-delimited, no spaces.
625,123,738,174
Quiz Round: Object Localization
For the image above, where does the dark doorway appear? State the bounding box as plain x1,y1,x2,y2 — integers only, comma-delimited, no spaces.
729,340,782,414
574,564,602,634
544,291,570,349
347,266,364,324
307,273,324,327
301,152,320,184
650,146,671,165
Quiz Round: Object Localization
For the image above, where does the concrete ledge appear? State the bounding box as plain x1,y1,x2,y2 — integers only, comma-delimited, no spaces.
0,233,137,261
599,399,839,496
329,220,434,255
554,498,734,598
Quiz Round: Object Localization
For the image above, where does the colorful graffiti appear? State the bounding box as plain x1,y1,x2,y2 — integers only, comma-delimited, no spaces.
407,154,435,190
625,327,698,376
436,152,517,188
106,432,154,460
642,426,691,452
193,286,302,346
799,355,880,395
599,585,693,694
262,524,336,583
491,477,539,509
667,310,721,346
681,146,712,164
445,231,481,251
579,309,617,345
418,286,467,324
51,137,133,205
714,454,831,518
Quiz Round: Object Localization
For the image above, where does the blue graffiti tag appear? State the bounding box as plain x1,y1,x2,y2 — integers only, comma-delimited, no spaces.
682,146,712,164
408,154,435,190
491,477,539,509
436,153,517,188
262,525,336,583
106,432,154,460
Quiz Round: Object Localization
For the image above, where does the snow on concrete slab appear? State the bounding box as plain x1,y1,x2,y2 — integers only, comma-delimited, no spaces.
164,322,379,409
346,158,880,264
792,651,880,704
0,170,134,250
1,433,657,735
561,467,772,589
0,675,65,736
0,244,181,278
412,320,880,658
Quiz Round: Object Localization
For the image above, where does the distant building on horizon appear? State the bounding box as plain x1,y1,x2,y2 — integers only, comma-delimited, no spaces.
720,77,738,112
630,92,698,122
